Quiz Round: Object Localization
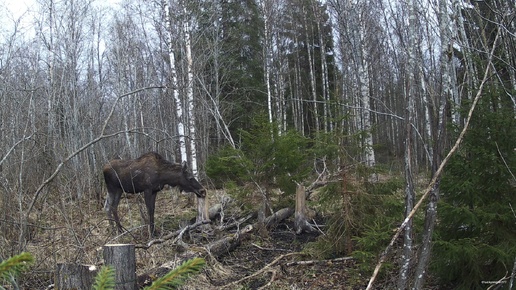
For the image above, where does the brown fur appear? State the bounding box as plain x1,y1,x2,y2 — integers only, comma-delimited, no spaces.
103,152,205,236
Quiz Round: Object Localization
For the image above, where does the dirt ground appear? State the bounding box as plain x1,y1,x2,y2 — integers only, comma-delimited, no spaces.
204,222,366,290
16,189,370,289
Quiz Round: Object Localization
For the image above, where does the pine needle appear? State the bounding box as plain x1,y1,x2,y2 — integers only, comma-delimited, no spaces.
92,266,116,290
0,252,34,281
144,257,205,290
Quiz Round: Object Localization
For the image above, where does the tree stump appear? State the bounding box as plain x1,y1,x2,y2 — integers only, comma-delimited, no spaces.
55,263,97,290
294,184,315,234
103,244,136,290
196,197,209,222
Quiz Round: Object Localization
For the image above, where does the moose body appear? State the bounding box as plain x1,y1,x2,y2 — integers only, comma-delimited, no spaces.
103,152,206,235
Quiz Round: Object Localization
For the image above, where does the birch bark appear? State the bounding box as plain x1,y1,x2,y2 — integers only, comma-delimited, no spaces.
303,6,320,134
398,0,417,288
260,0,274,129
183,6,198,176
413,0,456,286
163,0,187,162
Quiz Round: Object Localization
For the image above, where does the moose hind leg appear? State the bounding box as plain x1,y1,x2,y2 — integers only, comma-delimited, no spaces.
105,191,123,233
144,191,158,236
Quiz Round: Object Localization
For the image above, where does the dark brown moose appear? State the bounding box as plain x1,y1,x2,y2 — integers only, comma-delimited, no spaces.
103,152,206,236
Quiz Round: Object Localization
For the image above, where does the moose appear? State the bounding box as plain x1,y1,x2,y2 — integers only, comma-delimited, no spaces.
103,152,206,236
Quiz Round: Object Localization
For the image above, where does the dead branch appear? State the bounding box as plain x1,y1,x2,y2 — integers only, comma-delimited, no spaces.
264,207,294,228
217,212,256,231
286,256,354,266
366,30,500,290
135,219,211,249
251,243,290,252
137,224,253,288
257,269,277,290
205,224,253,256
221,252,303,289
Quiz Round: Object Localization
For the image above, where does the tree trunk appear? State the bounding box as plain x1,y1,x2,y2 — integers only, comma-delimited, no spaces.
398,1,417,288
413,185,439,289
196,197,209,223
294,185,315,234
103,244,137,290
303,6,320,134
55,263,97,290
163,0,187,162
183,6,199,177
261,0,274,128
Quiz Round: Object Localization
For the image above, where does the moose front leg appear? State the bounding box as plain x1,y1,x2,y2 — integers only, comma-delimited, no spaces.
144,190,158,237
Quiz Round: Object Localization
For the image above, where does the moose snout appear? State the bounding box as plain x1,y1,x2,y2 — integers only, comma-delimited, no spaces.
198,188,207,198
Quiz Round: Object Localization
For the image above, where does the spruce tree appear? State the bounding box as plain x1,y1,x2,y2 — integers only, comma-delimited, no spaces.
432,91,516,289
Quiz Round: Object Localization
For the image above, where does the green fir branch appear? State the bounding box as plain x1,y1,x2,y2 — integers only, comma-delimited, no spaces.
144,257,205,290
0,252,33,282
92,266,116,290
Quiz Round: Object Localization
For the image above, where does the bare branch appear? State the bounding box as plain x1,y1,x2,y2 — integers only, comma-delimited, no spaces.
22,87,164,241
366,28,501,290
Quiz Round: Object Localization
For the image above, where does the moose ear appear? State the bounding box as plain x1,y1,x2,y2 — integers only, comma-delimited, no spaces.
182,161,188,172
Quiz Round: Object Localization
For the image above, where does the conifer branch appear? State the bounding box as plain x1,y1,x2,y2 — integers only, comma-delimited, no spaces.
0,252,33,282
144,257,205,290
92,266,116,290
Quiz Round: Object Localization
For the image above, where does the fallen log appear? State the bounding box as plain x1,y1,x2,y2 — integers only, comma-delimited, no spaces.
137,207,295,287
285,256,354,266
137,225,253,287
264,207,294,228
136,219,211,249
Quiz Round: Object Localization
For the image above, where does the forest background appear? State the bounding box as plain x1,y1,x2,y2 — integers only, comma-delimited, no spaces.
0,0,515,289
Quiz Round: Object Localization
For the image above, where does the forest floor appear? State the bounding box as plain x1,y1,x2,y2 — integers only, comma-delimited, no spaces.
18,187,376,289
202,222,368,290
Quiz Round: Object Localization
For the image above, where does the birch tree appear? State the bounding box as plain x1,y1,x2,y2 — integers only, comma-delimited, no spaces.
398,0,417,288
412,0,452,285
182,4,198,176
329,0,376,168
162,0,187,162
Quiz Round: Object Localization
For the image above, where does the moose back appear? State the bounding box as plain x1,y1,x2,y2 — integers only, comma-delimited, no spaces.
103,152,206,236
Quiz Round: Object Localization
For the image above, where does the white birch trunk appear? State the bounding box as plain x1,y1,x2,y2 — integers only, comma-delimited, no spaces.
358,29,375,168
398,1,417,288
183,7,198,176
303,6,320,134
260,0,274,128
440,0,460,125
163,0,187,162
315,7,331,133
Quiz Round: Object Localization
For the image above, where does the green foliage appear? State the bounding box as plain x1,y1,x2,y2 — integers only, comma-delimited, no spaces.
305,175,404,262
207,117,311,195
432,92,516,289
206,146,253,187
92,266,115,290
0,252,33,288
0,252,204,290
144,257,205,290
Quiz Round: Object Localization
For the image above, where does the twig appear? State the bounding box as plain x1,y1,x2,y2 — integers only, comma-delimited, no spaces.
221,252,303,288
257,269,277,290
0,133,34,167
365,29,500,290
135,219,211,249
286,256,354,266
251,243,290,252
217,212,255,231
509,256,516,290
